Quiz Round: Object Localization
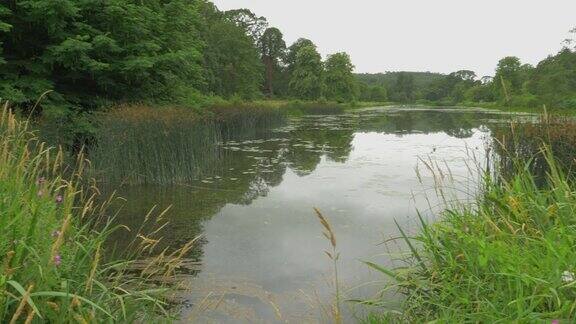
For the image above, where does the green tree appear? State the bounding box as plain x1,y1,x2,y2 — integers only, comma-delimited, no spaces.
223,8,268,44
391,72,415,102
324,52,357,102
289,45,323,100
494,56,523,98
527,48,576,106
0,0,205,106
202,4,263,99
370,86,388,102
285,38,316,71
259,27,286,97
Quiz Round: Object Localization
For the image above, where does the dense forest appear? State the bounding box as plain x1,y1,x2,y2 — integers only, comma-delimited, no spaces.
0,0,360,145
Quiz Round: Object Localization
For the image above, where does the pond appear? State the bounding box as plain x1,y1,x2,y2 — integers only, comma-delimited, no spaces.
105,107,520,323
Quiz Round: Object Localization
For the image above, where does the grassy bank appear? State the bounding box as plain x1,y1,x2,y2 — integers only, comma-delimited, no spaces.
367,118,576,322
0,103,185,322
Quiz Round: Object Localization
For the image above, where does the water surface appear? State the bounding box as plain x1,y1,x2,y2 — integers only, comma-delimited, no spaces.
107,107,517,322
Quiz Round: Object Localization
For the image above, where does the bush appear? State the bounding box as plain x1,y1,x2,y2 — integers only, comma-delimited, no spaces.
508,94,540,108
559,97,576,109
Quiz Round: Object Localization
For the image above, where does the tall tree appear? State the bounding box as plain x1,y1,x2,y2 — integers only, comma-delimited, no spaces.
324,52,356,102
285,38,316,71
392,72,415,102
224,8,268,44
494,56,523,97
289,45,323,100
258,27,286,97
452,70,477,82
202,4,263,99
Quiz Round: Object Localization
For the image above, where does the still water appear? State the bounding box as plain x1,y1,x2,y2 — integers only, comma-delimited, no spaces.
107,107,517,323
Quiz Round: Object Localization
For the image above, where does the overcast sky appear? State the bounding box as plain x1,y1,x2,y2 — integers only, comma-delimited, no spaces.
212,0,576,77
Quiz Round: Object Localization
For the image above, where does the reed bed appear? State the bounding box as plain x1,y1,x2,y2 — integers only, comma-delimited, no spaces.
0,103,190,322
91,104,285,185
366,124,576,322
209,103,286,140
494,112,576,182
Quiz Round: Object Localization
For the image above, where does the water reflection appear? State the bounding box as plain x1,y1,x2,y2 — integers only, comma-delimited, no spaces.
105,107,515,322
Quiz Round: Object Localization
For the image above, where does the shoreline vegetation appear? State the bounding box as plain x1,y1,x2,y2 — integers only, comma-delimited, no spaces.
1,0,576,322
0,103,200,322
365,114,576,323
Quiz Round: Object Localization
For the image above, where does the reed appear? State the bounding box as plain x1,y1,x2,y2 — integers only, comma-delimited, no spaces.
0,102,190,322
313,208,342,324
493,112,576,182
91,103,285,185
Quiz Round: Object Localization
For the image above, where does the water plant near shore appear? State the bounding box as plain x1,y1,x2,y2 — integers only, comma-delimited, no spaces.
0,103,191,322
91,104,285,185
367,142,576,322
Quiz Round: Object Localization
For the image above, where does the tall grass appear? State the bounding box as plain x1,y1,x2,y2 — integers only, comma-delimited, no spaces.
0,103,189,322
494,112,576,181
367,135,576,321
313,208,342,323
91,104,285,185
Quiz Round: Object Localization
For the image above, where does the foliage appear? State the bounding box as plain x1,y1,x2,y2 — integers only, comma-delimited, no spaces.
259,27,286,97
368,145,576,322
527,48,576,106
390,72,416,102
324,53,357,102
200,4,264,99
223,8,268,44
284,38,316,73
370,28,576,110
289,45,324,100
0,0,204,106
358,83,388,102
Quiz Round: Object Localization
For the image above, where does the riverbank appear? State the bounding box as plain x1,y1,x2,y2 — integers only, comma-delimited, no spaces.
0,103,188,322
367,115,576,322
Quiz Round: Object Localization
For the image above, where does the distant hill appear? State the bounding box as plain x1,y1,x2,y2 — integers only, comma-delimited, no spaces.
355,71,446,89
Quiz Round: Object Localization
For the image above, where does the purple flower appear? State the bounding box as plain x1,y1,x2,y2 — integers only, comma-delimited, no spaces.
55,195,63,204
54,255,62,266
552,320,560,324
36,177,45,185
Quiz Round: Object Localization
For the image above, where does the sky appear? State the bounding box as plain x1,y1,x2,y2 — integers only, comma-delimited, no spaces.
212,0,576,77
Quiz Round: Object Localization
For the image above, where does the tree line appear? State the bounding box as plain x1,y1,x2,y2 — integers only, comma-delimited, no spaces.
0,0,362,114
374,28,576,109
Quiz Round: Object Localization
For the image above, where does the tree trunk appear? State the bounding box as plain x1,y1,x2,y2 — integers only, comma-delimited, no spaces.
264,56,274,97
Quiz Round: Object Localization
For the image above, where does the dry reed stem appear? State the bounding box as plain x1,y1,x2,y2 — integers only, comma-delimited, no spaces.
9,284,33,324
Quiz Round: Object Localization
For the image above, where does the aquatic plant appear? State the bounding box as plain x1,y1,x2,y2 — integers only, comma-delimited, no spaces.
494,111,576,182
91,104,285,185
